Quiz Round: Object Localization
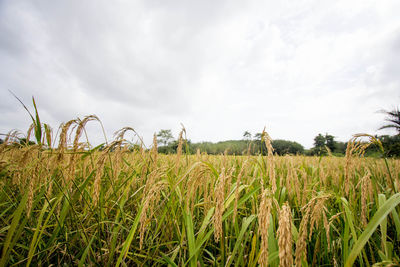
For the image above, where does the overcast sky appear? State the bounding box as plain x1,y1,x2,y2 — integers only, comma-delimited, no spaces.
1,0,399,148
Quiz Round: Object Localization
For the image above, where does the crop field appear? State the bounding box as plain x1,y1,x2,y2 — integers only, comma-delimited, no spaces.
0,120,400,266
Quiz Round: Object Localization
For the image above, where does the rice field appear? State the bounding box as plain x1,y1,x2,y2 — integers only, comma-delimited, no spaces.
1,119,400,266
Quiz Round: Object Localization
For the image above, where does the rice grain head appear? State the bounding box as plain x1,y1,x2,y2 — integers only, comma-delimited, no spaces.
214,168,226,242
139,180,167,249
175,128,185,173
57,120,77,162
360,170,372,226
27,164,40,217
277,202,293,267
151,133,158,165
262,129,276,193
295,200,314,267
93,154,106,207
258,189,272,267
114,126,136,141
26,123,35,145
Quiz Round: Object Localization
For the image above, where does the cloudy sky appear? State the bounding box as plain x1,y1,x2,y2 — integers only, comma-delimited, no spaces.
1,0,399,148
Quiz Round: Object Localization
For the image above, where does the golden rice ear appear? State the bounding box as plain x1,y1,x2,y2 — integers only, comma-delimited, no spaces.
114,126,135,141
73,115,99,151
258,189,272,267
360,170,372,227
58,119,77,151
92,154,106,207
262,127,276,193
278,202,293,267
151,133,158,164
214,168,226,242
0,130,19,153
175,126,186,174
5,129,21,144
26,123,35,145
139,180,167,249
43,123,52,148
295,205,311,267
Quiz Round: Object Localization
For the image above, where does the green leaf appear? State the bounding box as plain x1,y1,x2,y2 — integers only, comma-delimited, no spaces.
161,253,179,267
0,191,28,267
27,201,49,267
345,193,400,267
78,234,96,267
226,215,256,267
184,210,197,267
115,204,143,267
32,96,42,145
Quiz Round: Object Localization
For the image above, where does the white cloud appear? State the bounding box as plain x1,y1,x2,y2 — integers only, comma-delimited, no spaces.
0,0,399,148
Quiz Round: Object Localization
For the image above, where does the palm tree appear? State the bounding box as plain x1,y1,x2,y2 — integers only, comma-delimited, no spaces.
378,107,400,135
243,131,252,141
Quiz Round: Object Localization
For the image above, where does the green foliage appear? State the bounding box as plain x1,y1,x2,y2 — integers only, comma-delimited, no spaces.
378,107,400,135
311,133,344,155
380,135,400,157
10,91,43,146
2,100,400,266
159,139,194,154
313,133,328,155
159,139,305,156
365,135,400,157
325,134,335,151
157,129,174,146
271,139,304,155
155,128,305,155
192,140,248,155
243,131,252,141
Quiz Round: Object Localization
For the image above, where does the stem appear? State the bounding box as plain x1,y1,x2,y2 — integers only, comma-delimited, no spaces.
383,157,396,193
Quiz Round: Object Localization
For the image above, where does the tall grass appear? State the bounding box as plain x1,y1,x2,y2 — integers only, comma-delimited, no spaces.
0,114,400,266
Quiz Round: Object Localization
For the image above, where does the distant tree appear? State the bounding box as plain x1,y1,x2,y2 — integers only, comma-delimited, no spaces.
156,129,174,146
325,134,336,152
313,134,326,155
251,133,263,154
272,140,304,155
243,131,252,141
378,107,400,135
380,135,400,157
312,133,342,155
254,133,262,141
0,138,3,145
335,141,347,154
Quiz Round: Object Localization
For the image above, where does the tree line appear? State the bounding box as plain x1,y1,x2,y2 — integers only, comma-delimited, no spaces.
155,107,400,157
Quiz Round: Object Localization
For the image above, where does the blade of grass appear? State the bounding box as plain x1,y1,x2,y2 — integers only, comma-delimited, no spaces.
0,191,28,267
378,194,388,260
26,201,49,267
345,193,400,267
78,234,96,267
226,214,256,267
183,209,197,267
115,204,143,267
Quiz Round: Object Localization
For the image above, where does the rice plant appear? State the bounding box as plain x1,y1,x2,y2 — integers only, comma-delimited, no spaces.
0,111,400,266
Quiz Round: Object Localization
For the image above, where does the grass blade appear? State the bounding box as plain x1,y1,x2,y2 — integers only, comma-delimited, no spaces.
345,193,400,267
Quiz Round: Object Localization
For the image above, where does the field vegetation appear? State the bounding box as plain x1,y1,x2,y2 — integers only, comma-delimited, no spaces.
0,100,400,266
